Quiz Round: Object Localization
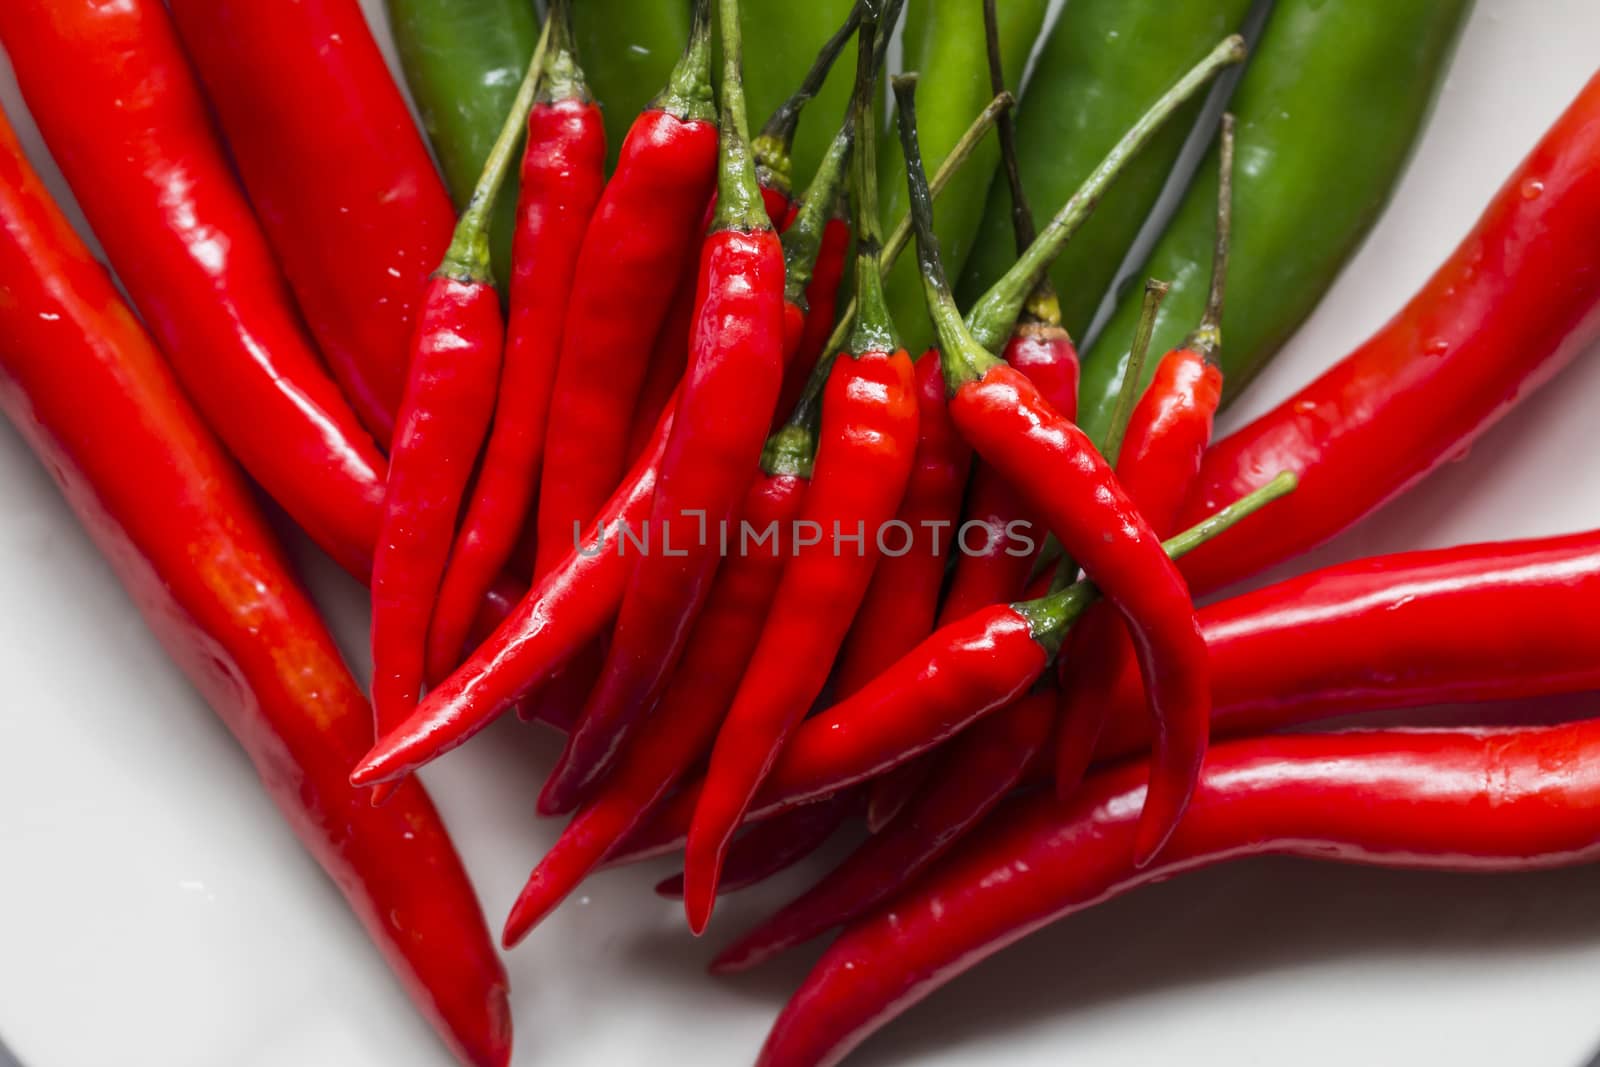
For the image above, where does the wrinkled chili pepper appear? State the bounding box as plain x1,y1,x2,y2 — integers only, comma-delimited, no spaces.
534,0,717,577
167,0,454,445
541,0,790,814
758,718,1600,1067
369,25,550,793
0,107,509,1067
427,0,607,683
900,73,1211,866
682,8,921,933
0,0,387,579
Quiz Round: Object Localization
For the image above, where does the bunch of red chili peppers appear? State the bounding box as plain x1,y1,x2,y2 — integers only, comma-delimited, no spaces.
4,0,1600,1064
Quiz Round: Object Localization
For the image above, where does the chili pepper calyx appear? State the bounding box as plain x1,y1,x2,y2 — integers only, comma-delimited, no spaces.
761,424,818,478
539,0,590,105
712,0,773,233
753,1,865,195
653,0,716,123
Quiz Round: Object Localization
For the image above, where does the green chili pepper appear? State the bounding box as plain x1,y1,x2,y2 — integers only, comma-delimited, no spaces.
957,0,1254,340
1077,0,1472,444
876,0,1050,355
383,0,536,284
740,0,860,189
572,0,691,168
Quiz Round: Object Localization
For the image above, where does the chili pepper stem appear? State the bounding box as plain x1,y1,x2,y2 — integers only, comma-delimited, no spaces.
1101,279,1171,460
654,0,716,122
1187,112,1236,362
753,1,863,194
1013,471,1297,653
711,0,770,232
540,0,586,103
965,34,1246,351
438,17,553,284
848,2,897,356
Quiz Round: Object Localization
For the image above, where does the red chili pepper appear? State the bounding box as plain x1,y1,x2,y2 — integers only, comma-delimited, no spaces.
758,720,1600,1067
540,0,789,814
370,30,550,790
166,0,453,445
501,442,810,945
654,790,857,900
0,108,508,1067
1176,69,1600,596
352,401,675,788
1056,117,1233,795
534,0,718,577
427,3,608,683
682,12,920,932
0,0,387,579
899,73,1210,865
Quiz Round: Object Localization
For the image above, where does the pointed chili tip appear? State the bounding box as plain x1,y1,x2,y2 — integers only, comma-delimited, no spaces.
458,981,515,1067
1130,798,1185,870
368,780,398,807
501,899,536,950
654,873,686,899
536,770,580,817
682,861,718,935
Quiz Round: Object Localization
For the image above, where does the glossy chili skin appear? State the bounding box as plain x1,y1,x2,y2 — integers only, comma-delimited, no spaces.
684,344,919,932
957,0,1253,337
0,113,509,1067
655,790,855,900
383,0,536,282
371,277,504,772
712,692,1056,973
1078,0,1471,439
167,0,453,445
834,352,972,698
1089,531,1600,763
1175,69,1600,596
428,42,609,683
351,405,676,788
534,8,717,576
758,721,1600,1067
502,469,807,945
0,0,387,579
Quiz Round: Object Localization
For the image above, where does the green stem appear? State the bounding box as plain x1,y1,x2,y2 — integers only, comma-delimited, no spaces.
965,33,1246,352
713,0,769,232
781,133,851,308
1186,112,1236,364
847,2,896,356
1101,278,1170,463
1013,471,1298,655
439,16,553,283
894,73,1002,393
817,90,1013,363
654,0,715,123
753,1,863,194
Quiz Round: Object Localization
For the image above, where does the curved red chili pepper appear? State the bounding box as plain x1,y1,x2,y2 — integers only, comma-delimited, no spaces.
898,74,1209,865
758,720,1600,1067
351,402,675,788
0,0,387,579
167,0,454,445
534,0,718,577
654,790,857,900
426,6,608,683
0,110,509,1067
541,1,789,815
501,461,809,945
1176,70,1600,596
711,691,1055,973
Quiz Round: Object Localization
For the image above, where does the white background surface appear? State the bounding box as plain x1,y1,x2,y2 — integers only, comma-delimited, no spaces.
4,1,1600,1065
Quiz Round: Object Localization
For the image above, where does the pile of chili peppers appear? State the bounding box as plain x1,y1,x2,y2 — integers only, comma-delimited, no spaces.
5,0,1600,1064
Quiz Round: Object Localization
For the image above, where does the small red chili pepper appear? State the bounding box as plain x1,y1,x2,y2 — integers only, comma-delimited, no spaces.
167,0,454,446
899,72,1210,866
0,109,509,1067
501,427,812,946
758,720,1600,1067
534,0,718,577
1175,68,1600,596
540,0,790,814
0,0,387,579
370,27,551,791
425,2,608,683
654,790,857,900
682,10,921,932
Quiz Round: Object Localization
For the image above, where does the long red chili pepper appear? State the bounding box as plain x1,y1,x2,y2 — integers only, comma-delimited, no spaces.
759,719,1600,1067
1056,120,1234,794
654,790,857,900
540,0,790,815
0,0,387,579
1176,69,1600,597
533,0,717,577
500,425,813,945
370,27,550,791
0,107,509,1067
682,9,920,932
899,73,1209,866
166,0,453,445
426,1,607,683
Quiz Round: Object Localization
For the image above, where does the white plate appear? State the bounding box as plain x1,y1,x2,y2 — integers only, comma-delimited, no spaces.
4,2,1600,1065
